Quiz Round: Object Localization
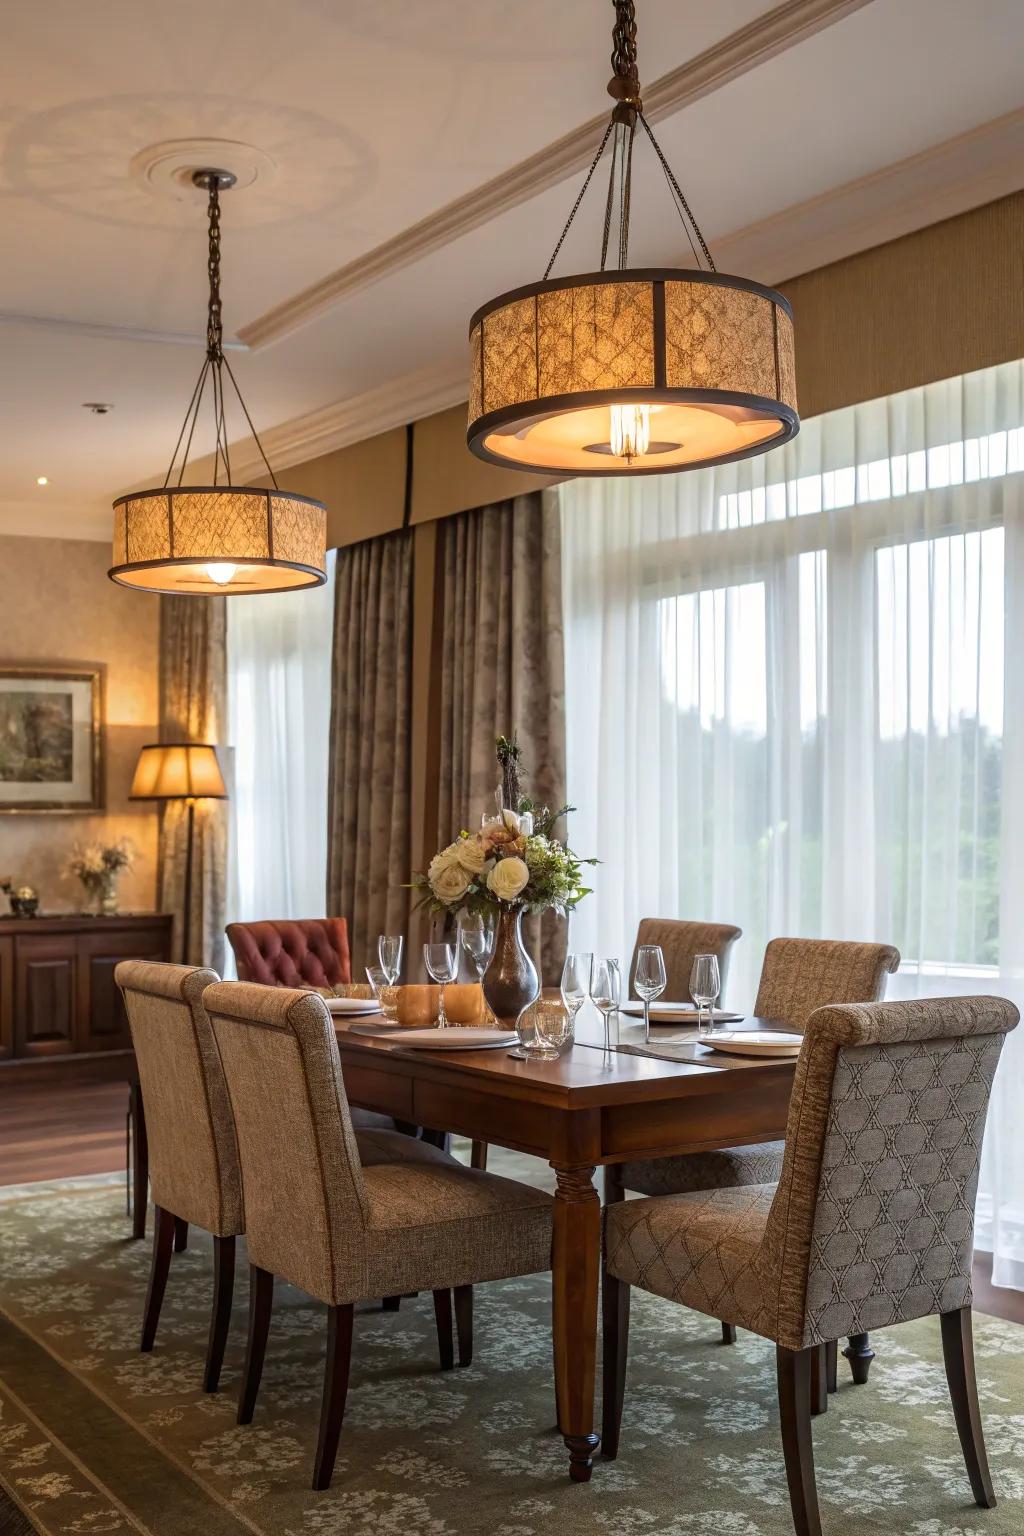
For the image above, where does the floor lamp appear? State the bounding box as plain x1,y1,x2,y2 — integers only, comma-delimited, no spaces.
130,743,228,964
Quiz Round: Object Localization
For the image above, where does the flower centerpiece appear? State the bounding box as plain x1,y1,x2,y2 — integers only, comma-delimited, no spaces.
66,838,134,916
412,735,594,1021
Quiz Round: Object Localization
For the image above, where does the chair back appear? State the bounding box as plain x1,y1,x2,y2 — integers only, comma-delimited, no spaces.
765,995,1018,1351
754,937,899,1028
204,981,367,1305
115,960,242,1236
226,917,352,988
629,918,742,1003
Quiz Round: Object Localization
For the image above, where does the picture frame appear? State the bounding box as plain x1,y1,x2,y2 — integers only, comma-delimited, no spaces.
0,665,104,813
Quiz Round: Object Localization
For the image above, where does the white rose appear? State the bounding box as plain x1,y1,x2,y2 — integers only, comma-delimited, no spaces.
487,855,529,903
427,843,460,881
431,861,471,904
455,836,491,876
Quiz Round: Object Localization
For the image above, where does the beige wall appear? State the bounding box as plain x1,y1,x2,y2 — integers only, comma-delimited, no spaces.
0,535,161,912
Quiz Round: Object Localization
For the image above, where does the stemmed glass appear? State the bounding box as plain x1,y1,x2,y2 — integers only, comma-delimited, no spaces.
689,954,722,1039
458,912,495,1017
377,934,404,986
591,958,621,1054
532,999,571,1061
423,943,457,1029
560,952,593,1041
635,944,667,1043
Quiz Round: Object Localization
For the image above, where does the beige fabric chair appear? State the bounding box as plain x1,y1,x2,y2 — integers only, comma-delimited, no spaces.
628,918,742,1003
204,979,553,1489
116,961,451,1388
603,995,1019,1536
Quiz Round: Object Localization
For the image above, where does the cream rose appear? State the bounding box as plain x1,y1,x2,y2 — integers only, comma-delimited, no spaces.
487,855,529,903
431,860,471,904
454,835,491,876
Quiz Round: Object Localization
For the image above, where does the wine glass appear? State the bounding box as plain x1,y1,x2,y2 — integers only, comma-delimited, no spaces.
365,964,398,1022
377,934,404,986
459,913,495,1014
560,952,593,1040
423,943,457,1028
591,958,621,1053
689,954,722,1039
532,999,571,1060
635,944,667,1043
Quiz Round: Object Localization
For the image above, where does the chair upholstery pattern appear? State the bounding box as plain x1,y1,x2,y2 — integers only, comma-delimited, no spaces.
606,995,1018,1350
205,981,553,1306
629,918,742,1003
618,935,900,1197
115,960,243,1236
226,918,351,989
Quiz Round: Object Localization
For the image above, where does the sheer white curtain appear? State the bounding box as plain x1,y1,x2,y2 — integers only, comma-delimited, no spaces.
561,360,1024,1287
226,553,335,940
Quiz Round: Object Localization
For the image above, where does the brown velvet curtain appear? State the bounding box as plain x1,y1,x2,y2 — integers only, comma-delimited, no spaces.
327,529,413,977
158,595,228,972
437,489,567,982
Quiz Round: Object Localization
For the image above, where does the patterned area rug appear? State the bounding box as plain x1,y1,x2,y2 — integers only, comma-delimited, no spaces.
1,1150,1023,1536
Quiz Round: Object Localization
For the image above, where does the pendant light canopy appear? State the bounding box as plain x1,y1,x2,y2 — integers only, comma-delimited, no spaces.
467,2,799,477
110,171,327,595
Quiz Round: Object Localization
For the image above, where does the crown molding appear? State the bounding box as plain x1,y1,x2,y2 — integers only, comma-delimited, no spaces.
239,0,873,350
0,499,112,542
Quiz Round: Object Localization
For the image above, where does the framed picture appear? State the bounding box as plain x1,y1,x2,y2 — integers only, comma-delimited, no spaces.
0,666,104,813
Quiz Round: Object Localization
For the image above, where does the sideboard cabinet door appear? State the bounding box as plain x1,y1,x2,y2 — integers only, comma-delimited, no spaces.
14,937,77,1057
76,927,170,1053
0,937,12,1060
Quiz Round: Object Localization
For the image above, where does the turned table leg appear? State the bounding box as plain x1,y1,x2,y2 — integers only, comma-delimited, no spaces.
551,1161,601,1482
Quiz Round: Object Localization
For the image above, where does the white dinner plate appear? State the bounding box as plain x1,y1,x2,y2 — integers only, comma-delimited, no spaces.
620,1003,745,1025
323,997,382,1016
702,1030,803,1058
362,1025,518,1050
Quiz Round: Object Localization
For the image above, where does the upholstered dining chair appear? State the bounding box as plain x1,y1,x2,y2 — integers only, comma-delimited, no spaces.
204,979,554,1490
611,935,900,1376
628,918,742,1003
117,960,462,1386
602,994,1019,1536
226,917,352,988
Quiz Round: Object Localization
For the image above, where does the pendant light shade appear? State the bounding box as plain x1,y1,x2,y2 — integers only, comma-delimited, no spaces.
109,169,327,596
467,1,799,477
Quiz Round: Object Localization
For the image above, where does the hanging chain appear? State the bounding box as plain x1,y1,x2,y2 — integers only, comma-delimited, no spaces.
610,0,640,105
638,112,716,272
205,182,224,360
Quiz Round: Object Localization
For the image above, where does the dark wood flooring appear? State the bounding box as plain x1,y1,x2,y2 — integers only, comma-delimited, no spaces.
1,1063,1022,1327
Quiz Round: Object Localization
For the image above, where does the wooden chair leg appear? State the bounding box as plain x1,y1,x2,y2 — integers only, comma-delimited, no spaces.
382,1295,401,1312
312,1304,354,1491
810,1343,828,1416
129,1082,148,1241
941,1307,996,1508
237,1266,274,1425
601,1267,630,1460
470,1141,488,1170
776,1345,822,1536
140,1205,174,1352
433,1289,454,1370
843,1331,874,1384
173,1217,188,1253
722,1322,737,1345
454,1285,473,1366
825,1338,838,1394
203,1235,236,1393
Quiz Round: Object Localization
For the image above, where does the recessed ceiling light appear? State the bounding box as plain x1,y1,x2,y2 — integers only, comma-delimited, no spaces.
83,402,114,415
36,476,48,486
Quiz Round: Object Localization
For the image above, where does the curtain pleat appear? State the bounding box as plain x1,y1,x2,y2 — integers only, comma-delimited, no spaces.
158,595,228,972
436,491,568,982
327,530,413,977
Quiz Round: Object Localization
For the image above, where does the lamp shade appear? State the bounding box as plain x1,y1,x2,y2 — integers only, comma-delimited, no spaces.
110,487,327,595
467,269,798,475
130,743,228,801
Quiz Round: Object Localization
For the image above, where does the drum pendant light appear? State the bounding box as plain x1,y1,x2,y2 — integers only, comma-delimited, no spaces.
467,1,799,477
109,170,327,595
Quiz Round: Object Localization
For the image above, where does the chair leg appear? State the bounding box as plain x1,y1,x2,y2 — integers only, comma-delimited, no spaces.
129,1081,148,1241
382,1295,401,1312
722,1321,737,1345
776,1345,822,1536
843,1331,874,1384
140,1205,175,1352
454,1285,473,1367
173,1216,188,1253
470,1141,488,1170
941,1307,996,1508
237,1266,274,1425
825,1338,838,1394
601,1267,630,1460
433,1289,454,1370
203,1235,236,1393
312,1304,354,1492
810,1343,828,1416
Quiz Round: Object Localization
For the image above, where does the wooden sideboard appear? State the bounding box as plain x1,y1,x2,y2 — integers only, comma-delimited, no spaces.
0,913,173,1065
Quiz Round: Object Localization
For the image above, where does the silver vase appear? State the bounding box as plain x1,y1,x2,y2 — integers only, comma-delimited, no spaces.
483,905,539,1025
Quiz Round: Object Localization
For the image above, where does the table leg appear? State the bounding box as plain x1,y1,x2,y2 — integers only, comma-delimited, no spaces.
129,1081,148,1241
551,1162,601,1482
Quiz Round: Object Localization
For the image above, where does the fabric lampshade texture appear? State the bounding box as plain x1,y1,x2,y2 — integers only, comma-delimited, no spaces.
129,743,227,801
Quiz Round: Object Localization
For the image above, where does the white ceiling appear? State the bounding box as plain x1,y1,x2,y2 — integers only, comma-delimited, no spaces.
1,0,1022,539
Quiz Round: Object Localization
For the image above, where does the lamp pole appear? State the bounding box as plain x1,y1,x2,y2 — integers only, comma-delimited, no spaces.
181,798,196,965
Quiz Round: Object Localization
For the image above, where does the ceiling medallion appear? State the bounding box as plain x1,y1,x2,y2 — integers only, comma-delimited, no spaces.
109,169,326,595
467,0,799,477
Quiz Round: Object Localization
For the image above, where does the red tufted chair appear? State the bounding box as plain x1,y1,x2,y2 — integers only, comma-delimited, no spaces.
226,919,352,990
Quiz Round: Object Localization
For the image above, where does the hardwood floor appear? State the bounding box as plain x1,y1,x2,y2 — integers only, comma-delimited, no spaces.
1,1066,1022,1328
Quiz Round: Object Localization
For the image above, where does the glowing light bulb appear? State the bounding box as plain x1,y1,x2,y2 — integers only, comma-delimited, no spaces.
609,403,651,464
36,476,48,486
205,563,237,586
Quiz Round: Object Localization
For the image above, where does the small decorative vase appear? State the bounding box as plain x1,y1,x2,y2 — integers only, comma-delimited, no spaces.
483,905,539,1025
100,871,119,916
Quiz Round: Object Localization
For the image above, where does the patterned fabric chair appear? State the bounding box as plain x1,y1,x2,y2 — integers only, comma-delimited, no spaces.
612,936,900,1369
204,980,554,1490
226,917,352,988
628,918,742,1002
117,961,453,1386
602,995,1019,1536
